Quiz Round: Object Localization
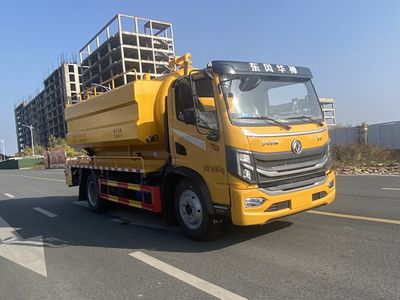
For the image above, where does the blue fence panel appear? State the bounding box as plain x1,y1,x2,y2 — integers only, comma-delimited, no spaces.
368,121,400,149
329,127,358,145
330,121,400,149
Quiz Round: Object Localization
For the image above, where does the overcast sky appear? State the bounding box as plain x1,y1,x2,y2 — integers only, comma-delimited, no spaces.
0,0,399,154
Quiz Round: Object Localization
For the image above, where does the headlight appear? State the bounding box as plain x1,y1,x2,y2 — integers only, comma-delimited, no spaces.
238,153,251,164
226,147,257,184
245,197,266,207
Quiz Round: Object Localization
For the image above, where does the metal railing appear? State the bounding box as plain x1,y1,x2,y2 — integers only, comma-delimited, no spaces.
67,53,191,106
67,68,140,106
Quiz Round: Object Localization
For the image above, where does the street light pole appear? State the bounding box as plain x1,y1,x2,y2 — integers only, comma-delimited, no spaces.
0,140,4,161
22,124,35,156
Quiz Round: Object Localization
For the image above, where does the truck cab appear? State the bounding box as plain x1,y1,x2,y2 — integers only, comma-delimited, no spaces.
166,60,335,237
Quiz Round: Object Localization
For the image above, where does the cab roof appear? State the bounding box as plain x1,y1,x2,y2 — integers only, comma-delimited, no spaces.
209,60,313,79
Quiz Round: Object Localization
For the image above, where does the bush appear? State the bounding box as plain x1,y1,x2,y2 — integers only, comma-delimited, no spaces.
48,135,86,157
332,144,400,168
21,145,45,157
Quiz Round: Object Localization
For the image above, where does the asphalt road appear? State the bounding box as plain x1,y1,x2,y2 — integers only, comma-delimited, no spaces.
0,169,399,299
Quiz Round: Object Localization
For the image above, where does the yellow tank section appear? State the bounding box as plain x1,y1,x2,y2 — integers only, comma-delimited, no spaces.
66,79,163,150
66,54,193,169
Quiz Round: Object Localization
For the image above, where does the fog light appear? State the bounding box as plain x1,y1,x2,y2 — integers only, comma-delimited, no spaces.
328,180,335,189
245,197,266,208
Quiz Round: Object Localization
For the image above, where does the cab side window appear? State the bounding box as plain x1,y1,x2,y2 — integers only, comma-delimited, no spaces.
174,77,218,131
194,77,218,131
175,79,193,122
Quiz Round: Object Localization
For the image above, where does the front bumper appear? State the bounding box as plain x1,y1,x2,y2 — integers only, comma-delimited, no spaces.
230,172,336,225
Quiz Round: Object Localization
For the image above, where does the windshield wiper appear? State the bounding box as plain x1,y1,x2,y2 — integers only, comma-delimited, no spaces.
237,116,291,130
285,115,324,127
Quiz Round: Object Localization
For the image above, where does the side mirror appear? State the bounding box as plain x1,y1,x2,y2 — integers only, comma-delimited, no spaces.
183,109,196,125
239,76,261,92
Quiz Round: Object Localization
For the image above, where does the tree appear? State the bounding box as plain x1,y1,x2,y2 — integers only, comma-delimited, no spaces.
47,135,86,157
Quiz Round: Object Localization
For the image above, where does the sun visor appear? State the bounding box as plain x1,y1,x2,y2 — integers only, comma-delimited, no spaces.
210,60,313,79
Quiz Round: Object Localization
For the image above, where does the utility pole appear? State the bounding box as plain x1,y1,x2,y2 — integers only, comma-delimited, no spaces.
0,139,4,161
22,124,35,156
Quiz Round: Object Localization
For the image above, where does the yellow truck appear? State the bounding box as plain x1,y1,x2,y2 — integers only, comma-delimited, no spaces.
65,54,335,239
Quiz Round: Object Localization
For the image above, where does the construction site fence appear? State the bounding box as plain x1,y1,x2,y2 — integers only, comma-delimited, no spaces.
329,121,400,149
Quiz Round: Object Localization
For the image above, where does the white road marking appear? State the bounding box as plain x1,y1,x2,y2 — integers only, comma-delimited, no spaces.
33,207,58,218
130,251,247,300
0,216,47,277
0,173,64,182
17,175,64,182
3,193,15,198
381,187,400,191
306,210,400,225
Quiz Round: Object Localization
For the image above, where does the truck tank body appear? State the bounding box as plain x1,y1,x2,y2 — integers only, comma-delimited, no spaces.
65,70,184,160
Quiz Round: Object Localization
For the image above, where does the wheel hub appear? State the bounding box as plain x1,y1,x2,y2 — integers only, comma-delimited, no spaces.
179,189,203,230
185,204,193,215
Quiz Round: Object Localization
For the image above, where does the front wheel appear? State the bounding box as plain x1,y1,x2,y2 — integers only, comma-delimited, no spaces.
174,180,221,240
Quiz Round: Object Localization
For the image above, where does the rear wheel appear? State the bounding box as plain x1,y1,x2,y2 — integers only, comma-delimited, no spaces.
86,174,107,212
174,180,221,240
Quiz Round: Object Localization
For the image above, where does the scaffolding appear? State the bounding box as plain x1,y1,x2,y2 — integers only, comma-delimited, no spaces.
319,97,336,127
79,14,175,91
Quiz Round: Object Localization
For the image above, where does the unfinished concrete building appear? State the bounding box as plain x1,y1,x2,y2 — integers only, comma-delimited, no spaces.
79,14,175,92
14,101,30,152
319,97,336,127
14,63,81,152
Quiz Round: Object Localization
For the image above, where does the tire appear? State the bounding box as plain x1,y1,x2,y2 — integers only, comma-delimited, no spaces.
86,173,107,212
174,179,221,240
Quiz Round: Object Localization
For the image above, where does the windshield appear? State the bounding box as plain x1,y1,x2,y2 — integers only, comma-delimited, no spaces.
220,75,324,126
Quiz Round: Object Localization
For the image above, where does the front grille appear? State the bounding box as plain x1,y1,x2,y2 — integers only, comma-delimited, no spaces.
255,144,330,192
257,152,325,169
259,170,326,188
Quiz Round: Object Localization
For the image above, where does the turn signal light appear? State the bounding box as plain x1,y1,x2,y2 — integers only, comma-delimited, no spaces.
328,179,335,189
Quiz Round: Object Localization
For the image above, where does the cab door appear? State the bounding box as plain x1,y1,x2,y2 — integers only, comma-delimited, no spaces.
169,74,229,206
